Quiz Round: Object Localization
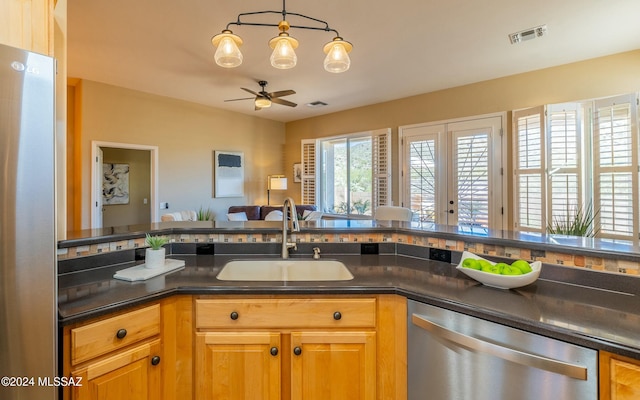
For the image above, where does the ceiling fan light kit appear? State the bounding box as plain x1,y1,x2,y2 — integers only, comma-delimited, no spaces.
224,80,297,110
211,0,352,73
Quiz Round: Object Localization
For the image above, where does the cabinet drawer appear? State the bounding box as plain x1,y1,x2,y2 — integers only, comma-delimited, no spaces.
196,298,376,329
71,304,161,365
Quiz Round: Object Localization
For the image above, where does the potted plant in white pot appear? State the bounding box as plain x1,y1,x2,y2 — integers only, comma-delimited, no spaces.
145,233,169,269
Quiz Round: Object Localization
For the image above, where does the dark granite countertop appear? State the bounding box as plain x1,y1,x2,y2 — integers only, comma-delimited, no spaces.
58,253,640,360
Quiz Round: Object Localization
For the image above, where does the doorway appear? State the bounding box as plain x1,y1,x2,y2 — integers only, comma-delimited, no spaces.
91,141,159,228
399,113,507,230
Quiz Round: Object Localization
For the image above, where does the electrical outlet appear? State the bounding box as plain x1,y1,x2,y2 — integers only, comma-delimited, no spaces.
361,243,379,255
429,248,452,263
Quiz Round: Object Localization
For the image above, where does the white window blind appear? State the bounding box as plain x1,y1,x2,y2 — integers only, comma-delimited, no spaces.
547,103,582,227
593,93,638,239
372,128,391,208
513,93,640,241
513,106,546,231
301,139,316,205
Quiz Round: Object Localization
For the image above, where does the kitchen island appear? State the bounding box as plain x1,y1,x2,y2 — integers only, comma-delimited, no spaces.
57,221,640,399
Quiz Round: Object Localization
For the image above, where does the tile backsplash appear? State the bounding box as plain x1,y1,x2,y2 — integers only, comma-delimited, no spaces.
57,231,639,277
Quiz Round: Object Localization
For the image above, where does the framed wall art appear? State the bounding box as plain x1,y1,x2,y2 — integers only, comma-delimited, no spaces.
214,151,244,197
293,163,302,183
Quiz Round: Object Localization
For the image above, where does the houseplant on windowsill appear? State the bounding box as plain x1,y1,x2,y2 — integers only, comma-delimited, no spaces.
145,233,169,269
546,202,600,238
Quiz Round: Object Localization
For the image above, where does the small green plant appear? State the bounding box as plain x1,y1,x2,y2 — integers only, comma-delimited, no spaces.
547,202,600,237
197,206,213,221
145,233,169,250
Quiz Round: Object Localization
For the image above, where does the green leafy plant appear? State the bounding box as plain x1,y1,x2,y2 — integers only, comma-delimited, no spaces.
352,199,371,215
547,202,600,237
197,206,213,221
145,233,169,250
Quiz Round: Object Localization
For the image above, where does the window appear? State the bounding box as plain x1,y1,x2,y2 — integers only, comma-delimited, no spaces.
301,129,390,216
513,93,639,240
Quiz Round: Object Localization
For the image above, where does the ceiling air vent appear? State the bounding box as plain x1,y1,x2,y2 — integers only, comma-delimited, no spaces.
306,101,328,108
509,24,547,44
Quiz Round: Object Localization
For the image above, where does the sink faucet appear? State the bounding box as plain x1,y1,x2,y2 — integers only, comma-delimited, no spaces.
282,197,300,258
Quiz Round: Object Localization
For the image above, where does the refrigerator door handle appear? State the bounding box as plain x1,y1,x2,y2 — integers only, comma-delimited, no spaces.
411,313,588,380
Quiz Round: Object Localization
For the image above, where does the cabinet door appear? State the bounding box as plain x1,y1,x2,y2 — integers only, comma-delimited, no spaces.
71,340,162,400
195,331,281,400
600,351,640,400
291,331,376,400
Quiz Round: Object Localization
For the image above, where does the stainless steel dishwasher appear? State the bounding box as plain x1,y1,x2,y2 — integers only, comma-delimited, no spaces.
408,300,597,400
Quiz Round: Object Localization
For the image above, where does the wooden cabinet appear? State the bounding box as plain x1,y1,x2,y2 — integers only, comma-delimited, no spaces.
62,303,164,400
195,331,282,399
0,0,54,55
290,331,376,400
600,351,640,400
194,295,403,400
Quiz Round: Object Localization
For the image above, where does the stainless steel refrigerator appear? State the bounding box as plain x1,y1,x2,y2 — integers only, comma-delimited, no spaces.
0,43,57,399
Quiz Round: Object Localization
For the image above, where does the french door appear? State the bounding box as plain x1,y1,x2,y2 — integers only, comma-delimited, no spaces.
400,114,505,229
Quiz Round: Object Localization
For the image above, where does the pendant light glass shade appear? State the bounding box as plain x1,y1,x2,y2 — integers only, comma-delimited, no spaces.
323,37,352,73
269,33,299,69
212,30,243,68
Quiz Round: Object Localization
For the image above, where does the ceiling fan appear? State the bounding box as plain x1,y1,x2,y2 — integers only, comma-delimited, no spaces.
224,80,297,110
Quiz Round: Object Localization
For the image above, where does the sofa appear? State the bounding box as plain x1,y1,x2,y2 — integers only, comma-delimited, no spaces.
227,205,317,221
161,210,197,221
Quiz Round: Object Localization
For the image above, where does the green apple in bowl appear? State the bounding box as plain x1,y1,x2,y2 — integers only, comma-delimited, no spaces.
511,259,533,274
461,258,481,270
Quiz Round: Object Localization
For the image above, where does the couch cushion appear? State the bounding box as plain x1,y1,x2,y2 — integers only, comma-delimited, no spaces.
228,206,261,220
227,212,248,221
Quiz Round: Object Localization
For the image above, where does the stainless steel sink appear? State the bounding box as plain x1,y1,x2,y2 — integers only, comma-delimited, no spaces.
216,259,354,281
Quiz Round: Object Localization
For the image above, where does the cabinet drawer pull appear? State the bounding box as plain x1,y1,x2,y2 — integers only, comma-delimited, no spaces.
151,356,161,366
116,329,127,339
293,346,302,356
230,311,239,320
333,311,342,320
270,347,278,356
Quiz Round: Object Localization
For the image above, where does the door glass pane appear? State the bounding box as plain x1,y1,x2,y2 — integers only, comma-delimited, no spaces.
407,138,437,223
321,138,347,214
456,134,489,228
349,137,373,215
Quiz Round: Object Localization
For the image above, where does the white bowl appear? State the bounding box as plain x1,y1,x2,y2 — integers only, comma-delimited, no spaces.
455,251,541,289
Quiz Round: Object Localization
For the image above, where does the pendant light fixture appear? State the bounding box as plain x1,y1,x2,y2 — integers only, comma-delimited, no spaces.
211,0,352,73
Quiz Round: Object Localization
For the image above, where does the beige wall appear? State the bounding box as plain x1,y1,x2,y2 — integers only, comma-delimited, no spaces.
283,50,640,212
76,80,286,228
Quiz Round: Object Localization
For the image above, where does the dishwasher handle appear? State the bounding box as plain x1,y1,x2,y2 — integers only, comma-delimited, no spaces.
411,313,588,380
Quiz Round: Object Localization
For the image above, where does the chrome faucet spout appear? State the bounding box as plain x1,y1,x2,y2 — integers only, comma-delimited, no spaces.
282,197,300,258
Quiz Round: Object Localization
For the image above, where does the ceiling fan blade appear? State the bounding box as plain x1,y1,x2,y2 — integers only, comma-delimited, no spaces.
268,89,296,98
271,97,297,107
241,87,259,96
224,97,254,102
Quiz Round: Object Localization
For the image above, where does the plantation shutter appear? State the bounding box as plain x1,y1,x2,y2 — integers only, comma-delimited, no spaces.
372,128,391,208
513,106,546,231
593,93,639,239
546,103,582,226
301,139,317,205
